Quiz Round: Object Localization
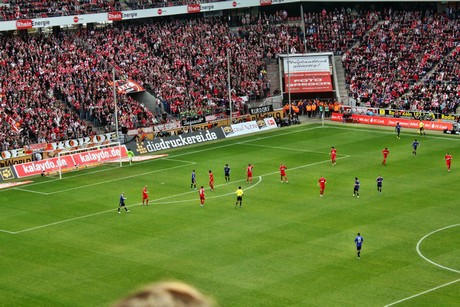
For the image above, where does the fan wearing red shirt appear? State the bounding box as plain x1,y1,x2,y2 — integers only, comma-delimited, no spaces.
142,185,149,205
199,186,205,207
208,170,214,191
318,176,327,197
445,153,452,172
382,147,390,166
279,163,288,183
246,164,254,183
330,147,337,165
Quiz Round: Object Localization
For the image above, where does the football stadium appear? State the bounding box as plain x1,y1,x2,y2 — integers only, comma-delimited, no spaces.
0,1,459,306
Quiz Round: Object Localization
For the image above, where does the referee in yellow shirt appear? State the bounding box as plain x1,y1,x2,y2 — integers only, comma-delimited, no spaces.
235,186,244,208
419,120,426,135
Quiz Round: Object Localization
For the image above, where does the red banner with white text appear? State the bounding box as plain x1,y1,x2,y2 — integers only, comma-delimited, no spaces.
284,71,333,93
14,146,127,178
331,113,453,130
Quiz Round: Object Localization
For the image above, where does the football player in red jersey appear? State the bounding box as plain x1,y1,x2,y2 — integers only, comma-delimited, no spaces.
279,163,288,183
142,185,149,205
318,176,326,197
208,170,214,191
199,186,205,207
330,147,337,165
445,153,452,172
382,147,390,166
246,164,254,183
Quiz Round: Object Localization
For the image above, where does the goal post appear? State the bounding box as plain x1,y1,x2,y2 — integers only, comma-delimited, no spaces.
57,141,125,179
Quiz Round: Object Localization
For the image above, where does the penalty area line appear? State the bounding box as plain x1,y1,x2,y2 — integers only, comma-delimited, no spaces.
12,188,51,195
384,278,460,307
45,163,195,195
6,176,263,235
0,229,16,234
5,155,348,234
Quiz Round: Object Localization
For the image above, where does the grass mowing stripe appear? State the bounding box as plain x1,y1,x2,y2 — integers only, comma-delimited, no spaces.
2,122,459,306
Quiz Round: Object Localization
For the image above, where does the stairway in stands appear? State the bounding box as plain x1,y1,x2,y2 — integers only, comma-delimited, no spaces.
266,60,281,96
333,56,350,104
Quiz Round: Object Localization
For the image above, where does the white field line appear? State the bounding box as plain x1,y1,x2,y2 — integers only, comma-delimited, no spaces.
416,224,460,274
13,161,196,195
384,224,460,306
2,125,345,233
156,176,263,204
166,125,325,158
0,229,15,234
384,278,460,307
8,125,325,195
162,158,198,164
6,153,350,234
11,188,49,195
6,155,186,191
157,156,351,204
8,176,262,234
242,143,349,156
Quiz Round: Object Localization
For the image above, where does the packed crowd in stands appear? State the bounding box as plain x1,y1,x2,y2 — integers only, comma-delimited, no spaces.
79,17,276,119
343,8,459,112
0,33,154,150
303,7,380,55
408,45,460,114
0,4,459,152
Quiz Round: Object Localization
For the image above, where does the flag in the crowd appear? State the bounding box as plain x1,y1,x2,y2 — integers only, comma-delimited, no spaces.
4,114,21,134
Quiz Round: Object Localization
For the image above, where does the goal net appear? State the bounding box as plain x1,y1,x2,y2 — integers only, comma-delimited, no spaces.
56,142,125,179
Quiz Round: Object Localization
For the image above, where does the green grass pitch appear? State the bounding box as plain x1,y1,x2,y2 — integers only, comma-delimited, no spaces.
1,122,459,306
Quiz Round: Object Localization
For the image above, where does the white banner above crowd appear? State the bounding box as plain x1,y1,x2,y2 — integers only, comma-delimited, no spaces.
0,0,299,31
